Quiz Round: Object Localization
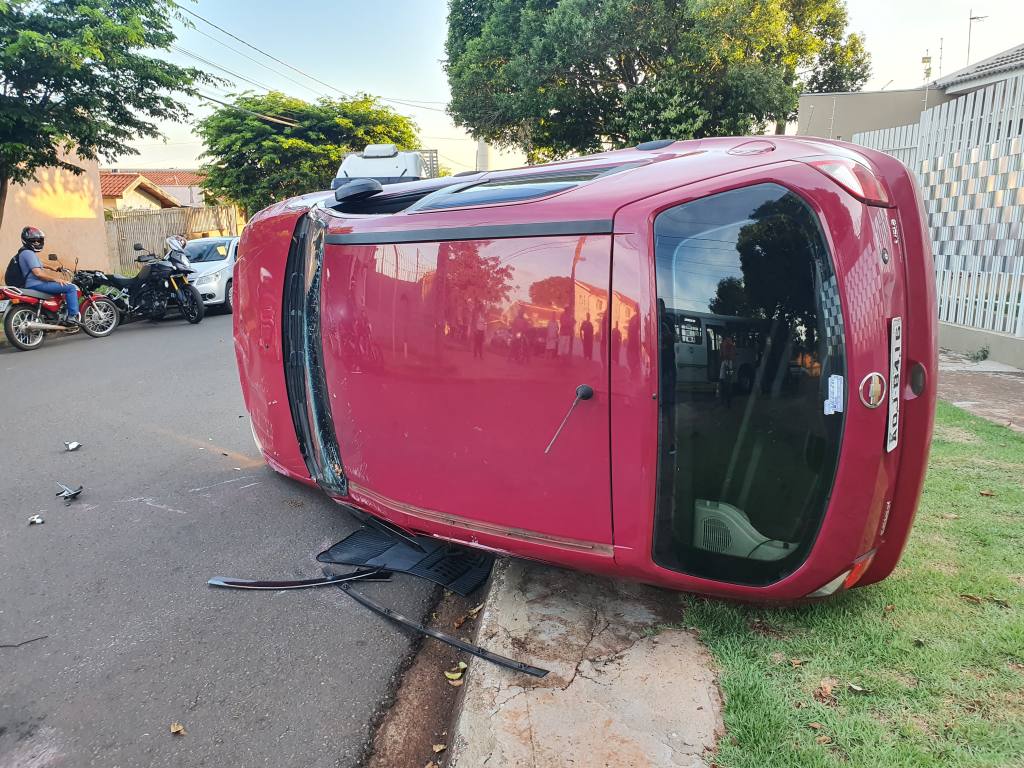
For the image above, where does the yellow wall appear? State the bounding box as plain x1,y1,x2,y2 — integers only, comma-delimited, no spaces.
105,186,165,211
0,159,110,272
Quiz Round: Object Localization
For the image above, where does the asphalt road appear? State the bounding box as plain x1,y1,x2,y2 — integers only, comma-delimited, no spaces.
0,313,435,768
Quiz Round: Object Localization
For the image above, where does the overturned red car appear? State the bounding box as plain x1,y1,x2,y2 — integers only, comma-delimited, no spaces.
233,136,936,601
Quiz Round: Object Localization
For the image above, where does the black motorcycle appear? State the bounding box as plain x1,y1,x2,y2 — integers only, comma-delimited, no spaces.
75,242,204,325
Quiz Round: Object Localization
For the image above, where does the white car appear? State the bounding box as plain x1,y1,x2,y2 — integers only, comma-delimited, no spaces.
185,236,238,313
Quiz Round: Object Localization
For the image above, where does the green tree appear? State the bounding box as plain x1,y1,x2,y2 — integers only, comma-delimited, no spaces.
0,0,206,228
196,91,419,215
445,0,870,160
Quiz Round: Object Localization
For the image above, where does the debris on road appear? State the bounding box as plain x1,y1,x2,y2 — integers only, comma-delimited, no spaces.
0,635,48,649
55,482,83,504
28,514,45,525
169,722,186,735
443,661,468,681
64,441,82,452
208,569,390,591
211,524,547,677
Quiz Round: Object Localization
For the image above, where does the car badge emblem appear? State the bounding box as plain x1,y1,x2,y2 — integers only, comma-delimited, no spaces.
859,372,887,409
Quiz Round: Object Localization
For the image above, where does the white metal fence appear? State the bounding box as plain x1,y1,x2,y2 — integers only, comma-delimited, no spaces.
854,73,1024,338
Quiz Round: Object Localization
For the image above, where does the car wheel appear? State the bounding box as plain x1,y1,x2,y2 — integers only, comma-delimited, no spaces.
222,279,233,314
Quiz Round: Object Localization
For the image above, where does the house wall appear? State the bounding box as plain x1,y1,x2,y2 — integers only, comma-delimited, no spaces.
797,89,954,141
107,187,165,211
160,184,205,206
0,158,110,272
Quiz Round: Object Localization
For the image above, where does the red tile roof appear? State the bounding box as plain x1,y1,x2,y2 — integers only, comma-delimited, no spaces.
100,172,143,198
99,172,181,207
135,170,205,187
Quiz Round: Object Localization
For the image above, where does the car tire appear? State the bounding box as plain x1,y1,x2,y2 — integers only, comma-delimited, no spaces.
222,279,233,314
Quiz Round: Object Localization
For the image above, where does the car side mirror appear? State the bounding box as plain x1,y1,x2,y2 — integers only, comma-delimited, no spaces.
335,177,383,203
47,254,59,261
133,243,144,251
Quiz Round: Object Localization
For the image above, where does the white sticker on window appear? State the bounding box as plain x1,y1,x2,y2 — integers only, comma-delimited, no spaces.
824,374,844,415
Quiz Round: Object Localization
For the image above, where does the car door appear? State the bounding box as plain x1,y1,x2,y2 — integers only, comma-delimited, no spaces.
318,232,614,547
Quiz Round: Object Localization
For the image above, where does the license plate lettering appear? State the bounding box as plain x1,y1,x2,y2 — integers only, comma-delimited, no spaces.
886,317,902,453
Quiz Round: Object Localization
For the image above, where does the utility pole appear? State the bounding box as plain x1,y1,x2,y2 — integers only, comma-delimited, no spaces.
967,9,988,65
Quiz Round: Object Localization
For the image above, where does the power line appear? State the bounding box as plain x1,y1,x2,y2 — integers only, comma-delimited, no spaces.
170,44,274,92
171,2,448,112
185,23,328,98
172,3,353,97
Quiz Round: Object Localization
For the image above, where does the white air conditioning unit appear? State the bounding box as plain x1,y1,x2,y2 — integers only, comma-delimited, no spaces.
692,499,794,561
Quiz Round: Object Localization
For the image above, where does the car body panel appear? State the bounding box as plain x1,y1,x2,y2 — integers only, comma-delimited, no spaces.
233,137,936,601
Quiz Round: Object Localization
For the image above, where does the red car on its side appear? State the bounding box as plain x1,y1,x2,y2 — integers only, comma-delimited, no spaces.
233,137,936,602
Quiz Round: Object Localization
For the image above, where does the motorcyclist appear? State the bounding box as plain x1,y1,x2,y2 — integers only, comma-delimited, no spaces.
17,227,80,324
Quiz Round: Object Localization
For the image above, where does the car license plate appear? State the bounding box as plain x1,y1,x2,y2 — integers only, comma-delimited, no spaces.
886,316,902,453
0,299,9,313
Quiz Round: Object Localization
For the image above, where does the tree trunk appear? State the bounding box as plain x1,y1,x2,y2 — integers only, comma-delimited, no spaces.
0,173,8,233
774,119,788,135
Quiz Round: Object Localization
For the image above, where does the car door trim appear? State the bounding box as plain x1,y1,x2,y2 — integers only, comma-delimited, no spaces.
324,219,614,245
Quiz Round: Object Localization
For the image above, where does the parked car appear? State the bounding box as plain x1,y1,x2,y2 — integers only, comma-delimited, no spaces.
185,236,238,312
233,136,937,603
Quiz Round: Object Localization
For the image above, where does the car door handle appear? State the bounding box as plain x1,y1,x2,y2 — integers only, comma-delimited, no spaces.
544,384,595,454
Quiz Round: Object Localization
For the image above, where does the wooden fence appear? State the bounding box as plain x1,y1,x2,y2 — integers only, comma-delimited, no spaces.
853,73,1024,338
105,205,239,274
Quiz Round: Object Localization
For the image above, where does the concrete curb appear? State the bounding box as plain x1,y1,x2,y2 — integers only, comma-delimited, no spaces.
449,559,722,767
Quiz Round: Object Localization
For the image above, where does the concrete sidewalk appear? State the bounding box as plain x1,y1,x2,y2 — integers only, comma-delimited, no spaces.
937,349,1024,431
449,560,721,768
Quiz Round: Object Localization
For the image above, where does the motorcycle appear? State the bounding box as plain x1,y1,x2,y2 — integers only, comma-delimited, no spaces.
1,255,120,351
74,240,205,325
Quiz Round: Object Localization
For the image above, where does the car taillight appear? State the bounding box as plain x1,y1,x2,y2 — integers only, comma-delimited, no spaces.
802,156,891,207
806,550,877,597
842,550,876,590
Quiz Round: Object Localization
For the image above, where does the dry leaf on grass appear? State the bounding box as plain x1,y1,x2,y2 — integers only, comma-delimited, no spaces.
815,734,832,745
790,658,805,668
848,682,871,694
807,722,823,730
960,594,984,605
979,490,996,497
883,604,896,615
813,678,838,706
941,513,960,520
169,722,186,735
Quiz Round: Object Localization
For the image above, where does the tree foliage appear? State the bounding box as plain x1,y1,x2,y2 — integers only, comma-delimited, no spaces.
196,92,419,215
445,0,871,160
0,0,206,226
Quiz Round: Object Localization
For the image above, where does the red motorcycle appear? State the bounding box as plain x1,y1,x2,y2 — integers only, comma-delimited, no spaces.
1,255,119,351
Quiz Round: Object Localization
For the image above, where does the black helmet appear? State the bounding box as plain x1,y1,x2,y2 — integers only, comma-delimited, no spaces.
21,226,45,252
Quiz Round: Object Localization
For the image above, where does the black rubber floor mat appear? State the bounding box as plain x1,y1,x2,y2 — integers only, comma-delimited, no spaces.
317,526,494,596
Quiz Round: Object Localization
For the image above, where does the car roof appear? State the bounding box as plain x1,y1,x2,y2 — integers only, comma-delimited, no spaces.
318,136,865,241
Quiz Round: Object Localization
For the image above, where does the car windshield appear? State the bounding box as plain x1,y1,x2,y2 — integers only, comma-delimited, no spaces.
185,240,230,263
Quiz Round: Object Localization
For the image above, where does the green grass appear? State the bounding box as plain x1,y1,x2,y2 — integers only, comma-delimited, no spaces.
686,401,1024,768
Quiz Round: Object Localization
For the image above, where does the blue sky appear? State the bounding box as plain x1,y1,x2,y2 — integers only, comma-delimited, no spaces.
122,0,1024,171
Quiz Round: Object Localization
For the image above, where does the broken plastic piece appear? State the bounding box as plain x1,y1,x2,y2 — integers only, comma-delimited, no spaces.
338,580,549,678
207,568,391,591
28,515,44,525
318,526,494,596
55,482,83,504
64,441,82,452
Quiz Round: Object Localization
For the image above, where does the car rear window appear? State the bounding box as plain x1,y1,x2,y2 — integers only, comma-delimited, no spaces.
185,240,230,262
652,183,847,586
